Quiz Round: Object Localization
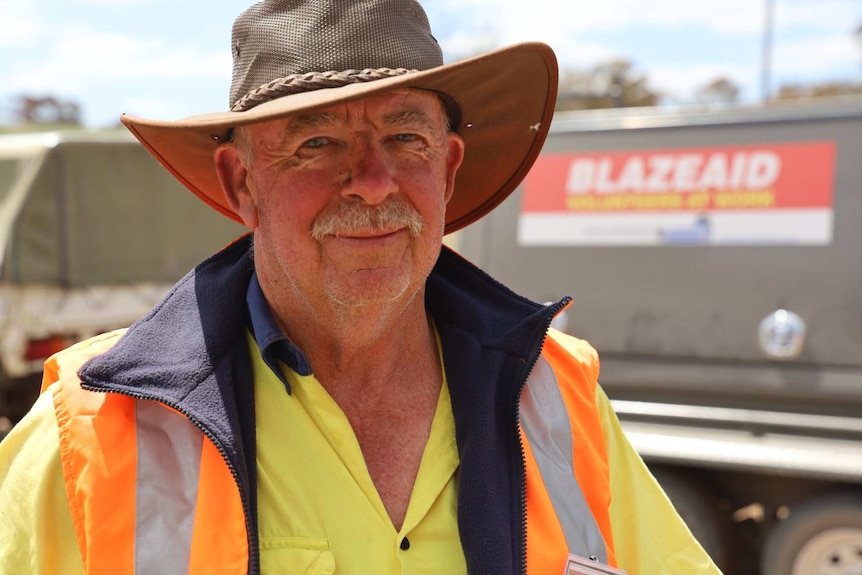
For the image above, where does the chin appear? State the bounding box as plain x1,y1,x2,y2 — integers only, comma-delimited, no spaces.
325,275,414,308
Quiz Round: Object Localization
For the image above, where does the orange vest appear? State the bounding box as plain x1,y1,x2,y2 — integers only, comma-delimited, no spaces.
45,333,247,574
522,334,618,573
46,329,616,574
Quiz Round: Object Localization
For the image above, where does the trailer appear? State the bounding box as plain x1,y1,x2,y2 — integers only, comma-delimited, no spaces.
0,131,245,428
456,98,862,574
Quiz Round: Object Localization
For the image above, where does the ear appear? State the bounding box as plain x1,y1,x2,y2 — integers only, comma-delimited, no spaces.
443,132,465,204
214,144,259,228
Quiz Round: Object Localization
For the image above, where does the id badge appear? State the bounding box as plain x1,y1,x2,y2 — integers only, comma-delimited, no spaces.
563,554,628,575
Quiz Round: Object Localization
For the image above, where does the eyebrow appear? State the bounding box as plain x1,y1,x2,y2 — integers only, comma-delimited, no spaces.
284,109,436,131
276,107,441,148
382,109,438,132
284,112,340,132
272,112,339,149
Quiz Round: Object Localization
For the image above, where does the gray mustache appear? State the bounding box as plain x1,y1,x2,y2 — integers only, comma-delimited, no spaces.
311,198,424,240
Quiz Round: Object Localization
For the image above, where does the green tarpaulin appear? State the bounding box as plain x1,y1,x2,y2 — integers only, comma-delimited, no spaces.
0,133,245,286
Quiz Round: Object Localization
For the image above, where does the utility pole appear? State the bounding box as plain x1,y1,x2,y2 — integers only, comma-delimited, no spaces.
855,23,862,67
761,0,775,103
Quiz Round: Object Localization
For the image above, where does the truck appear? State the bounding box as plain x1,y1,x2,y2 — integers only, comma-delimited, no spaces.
455,97,862,575
0,130,244,429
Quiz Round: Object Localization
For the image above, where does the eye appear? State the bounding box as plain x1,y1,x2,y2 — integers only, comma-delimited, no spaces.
301,136,330,149
391,132,431,147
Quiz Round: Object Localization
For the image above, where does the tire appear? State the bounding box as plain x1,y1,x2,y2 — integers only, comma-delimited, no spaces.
761,493,862,575
649,466,733,571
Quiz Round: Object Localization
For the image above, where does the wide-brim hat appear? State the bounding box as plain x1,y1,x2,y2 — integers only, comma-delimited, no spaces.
120,0,558,234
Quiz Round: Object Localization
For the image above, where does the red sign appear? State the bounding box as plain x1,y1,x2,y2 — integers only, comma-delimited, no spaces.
523,141,835,213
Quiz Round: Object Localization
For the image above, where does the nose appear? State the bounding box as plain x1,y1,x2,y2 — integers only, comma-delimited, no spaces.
341,139,398,205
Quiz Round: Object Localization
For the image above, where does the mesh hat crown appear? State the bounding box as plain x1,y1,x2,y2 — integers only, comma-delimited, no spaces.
120,0,559,233
230,0,444,111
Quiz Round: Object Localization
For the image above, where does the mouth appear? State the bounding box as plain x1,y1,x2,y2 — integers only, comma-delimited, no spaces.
334,228,404,241
326,229,410,250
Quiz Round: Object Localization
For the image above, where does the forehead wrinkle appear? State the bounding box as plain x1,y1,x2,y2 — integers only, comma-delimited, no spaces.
251,112,339,154
286,111,340,132
281,112,339,145
383,109,437,131
254,93,446,153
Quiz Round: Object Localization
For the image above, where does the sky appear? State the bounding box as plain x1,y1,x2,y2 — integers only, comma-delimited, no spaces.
1,0,860,128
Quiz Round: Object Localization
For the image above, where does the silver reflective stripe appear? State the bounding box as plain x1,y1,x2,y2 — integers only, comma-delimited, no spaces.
520,355,608,563
135,400,203,574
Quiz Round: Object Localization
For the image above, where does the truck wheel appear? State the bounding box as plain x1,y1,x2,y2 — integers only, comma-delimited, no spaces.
649,466,733,571
761,493,862,575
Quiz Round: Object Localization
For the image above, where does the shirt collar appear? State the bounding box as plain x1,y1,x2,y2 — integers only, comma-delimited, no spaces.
246,271,313,389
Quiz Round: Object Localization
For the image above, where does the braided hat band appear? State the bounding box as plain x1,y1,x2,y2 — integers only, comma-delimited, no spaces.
232,68,418,113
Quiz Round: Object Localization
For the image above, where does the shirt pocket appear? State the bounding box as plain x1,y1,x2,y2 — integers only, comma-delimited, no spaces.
260,536,335,575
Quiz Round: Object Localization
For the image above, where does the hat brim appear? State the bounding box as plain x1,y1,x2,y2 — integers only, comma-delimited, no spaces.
120,42,558,234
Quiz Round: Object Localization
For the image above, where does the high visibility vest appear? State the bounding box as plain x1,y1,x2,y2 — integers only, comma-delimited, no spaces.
45,333,248,575
46,330,616,574
521,333,617,573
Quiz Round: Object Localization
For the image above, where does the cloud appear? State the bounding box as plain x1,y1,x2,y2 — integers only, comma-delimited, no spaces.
433,0,758,36
775,1,862,33
5,0,858,128
434,0,861,38
636,32,861,104
645,63,759,103
773,34,862,77
441,31,621,69
0,1,46,48
2,21,231,126
6,25,230,94
432,0,860,101
121,96,182,120
73,0,157,4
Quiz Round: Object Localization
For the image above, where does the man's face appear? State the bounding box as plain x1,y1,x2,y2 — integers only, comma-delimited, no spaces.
220,89,465,314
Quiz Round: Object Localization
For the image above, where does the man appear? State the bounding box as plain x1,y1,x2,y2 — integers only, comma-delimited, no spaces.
0,1,721,573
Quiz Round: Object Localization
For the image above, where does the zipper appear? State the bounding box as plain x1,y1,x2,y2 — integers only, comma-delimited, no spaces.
81,385,260,575
515,298,572,575
515,391,529,575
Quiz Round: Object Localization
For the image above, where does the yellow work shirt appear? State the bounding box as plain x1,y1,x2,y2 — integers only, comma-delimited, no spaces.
250,332,467,574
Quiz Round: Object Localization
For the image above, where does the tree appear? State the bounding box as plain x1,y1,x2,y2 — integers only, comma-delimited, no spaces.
695,77,740,104
14,95,81,126
775,82,862,101
556,59,660,111
773,23,862,102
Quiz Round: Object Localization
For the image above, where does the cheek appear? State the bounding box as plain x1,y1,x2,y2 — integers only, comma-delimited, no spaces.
411,172,450,219
257,173,332,232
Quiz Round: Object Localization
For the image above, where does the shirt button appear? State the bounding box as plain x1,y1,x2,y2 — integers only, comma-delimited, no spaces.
400,537,411,550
